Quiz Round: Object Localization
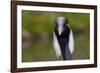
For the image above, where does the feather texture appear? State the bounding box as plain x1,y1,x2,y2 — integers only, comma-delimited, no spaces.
68,29,74,54
53,29,74,59
53,32,62,58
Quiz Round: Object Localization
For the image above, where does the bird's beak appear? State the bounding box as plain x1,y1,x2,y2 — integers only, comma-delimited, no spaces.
58,26,63,35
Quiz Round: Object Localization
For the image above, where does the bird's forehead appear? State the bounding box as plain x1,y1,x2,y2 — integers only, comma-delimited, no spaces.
56,17,66,25
56,17,66,22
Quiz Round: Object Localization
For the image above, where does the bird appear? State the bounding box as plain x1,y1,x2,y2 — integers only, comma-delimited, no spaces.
53,16,74,60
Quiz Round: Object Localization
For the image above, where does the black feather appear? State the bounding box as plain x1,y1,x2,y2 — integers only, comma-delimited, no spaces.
55,25,73,60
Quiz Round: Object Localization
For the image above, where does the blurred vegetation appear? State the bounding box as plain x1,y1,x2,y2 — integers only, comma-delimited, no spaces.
22,10,90,62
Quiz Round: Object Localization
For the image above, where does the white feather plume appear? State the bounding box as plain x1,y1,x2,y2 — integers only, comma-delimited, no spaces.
53,32,62,58
68,29,74,53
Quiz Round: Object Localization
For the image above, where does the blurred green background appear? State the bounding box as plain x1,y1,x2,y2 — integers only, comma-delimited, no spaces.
22,10,90,62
